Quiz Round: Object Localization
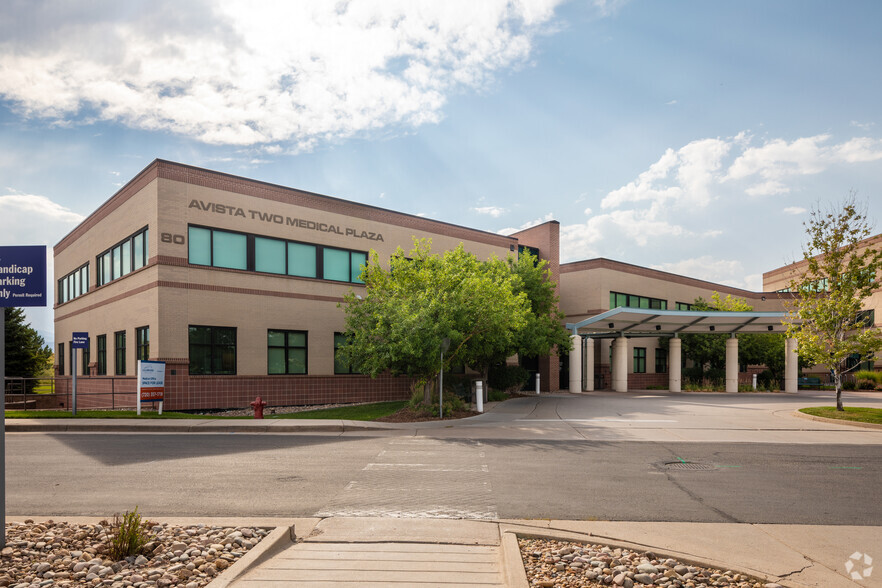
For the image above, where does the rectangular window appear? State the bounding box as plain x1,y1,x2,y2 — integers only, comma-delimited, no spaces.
57,262,90,304
255,236,286,274
58,343,65,376
136,326,150,362
288,242,317,278
334,332,359,374
676,302,693,311
82,337,91,376
188,226,212,265
633,347,646,373
268,329,307,374
114,330,126,375
97,335,107,375
96,227,149,286
655,348,667,374
212,230,247,270
611,291,667,311
189,326,237,375
187,224,364,284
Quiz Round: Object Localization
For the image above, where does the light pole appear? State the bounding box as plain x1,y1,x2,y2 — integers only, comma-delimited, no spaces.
439,337,450,418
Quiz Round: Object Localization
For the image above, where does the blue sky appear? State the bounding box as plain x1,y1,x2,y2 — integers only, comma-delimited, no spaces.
2,0,881,341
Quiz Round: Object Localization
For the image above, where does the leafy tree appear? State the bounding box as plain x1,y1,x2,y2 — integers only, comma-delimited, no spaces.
4,307,53,393
339,240,530,403
339,240,572,404
784,197,882,410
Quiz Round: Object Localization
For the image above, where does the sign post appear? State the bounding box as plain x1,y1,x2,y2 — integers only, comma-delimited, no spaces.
71,333,88,416
137,360,165,416
0,245,47,549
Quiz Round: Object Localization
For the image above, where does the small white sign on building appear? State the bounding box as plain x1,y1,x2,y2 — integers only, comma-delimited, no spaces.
137,360,166,415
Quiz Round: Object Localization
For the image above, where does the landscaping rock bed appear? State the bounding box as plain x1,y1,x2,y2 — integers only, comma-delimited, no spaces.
518,537,782,588
1,519,266,587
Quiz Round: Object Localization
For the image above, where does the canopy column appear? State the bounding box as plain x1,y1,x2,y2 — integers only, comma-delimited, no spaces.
584,337,594,391
613,335,629,392
785,337,798,393
568,334,582,393
726,335,739,393
669,336,681,392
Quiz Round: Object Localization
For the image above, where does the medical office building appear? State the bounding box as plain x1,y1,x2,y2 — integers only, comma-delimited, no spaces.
54,159,798,410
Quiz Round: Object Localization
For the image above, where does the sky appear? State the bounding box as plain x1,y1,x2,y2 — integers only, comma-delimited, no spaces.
1,0,881,342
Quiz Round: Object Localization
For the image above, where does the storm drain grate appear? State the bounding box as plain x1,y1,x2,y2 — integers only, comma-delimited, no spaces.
664,461,714,471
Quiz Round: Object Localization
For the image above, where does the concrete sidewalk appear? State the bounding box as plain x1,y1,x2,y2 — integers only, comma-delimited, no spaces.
208,517,880,587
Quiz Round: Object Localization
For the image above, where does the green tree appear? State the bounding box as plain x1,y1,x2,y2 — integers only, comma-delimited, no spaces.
4,307,53,392
339,240,531,403
339,240,572,404
785,197,882,410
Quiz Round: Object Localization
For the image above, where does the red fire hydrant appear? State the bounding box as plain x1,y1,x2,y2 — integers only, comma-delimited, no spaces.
250,396,267,419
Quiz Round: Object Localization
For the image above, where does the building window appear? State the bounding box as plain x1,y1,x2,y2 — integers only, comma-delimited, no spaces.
633,347,646,373
610,291,667,310
136,326,150,362
268,330,307,374
82,337,90,375
114,331,126,375
58,343,65,375
58,263,89,304
96,228,149,286
334,332,361,374
187,224,365,283
655,348,667,374
96,335,107,375
189,326,237,375
675,302,693,311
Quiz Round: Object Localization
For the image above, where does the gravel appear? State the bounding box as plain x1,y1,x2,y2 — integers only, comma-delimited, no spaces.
1,519,267,587
518,538,783,588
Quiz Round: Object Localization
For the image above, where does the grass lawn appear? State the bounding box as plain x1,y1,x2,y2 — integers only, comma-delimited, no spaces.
5,401,407,422
799,406,882,425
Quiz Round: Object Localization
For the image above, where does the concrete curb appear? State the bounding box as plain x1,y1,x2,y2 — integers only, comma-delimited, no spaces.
498,523,800,588
500,531,529,588
207,525,295,588
791,409,882,430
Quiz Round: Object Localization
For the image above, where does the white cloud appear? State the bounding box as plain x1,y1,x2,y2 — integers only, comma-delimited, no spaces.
473,205,507,217
601,137,729,209
651,256,760,290
0,0,565,148
782,206,807,215
0,193,84,245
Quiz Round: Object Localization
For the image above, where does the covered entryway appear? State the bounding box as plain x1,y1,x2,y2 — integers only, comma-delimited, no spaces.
565,308,799,393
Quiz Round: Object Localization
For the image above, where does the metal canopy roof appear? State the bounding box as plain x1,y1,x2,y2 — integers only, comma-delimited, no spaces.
566,307,794,338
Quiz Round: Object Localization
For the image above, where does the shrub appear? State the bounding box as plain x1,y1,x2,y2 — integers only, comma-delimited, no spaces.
108,507,153,560
854,370,882,385
843,380,857,391
857,379,876,390
488,364,530,393
488,388,509,402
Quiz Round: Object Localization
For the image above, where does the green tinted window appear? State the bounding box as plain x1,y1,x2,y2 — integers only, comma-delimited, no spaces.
323,248,350,281
351,252,367,284
133,231,145,270
188,227,211,265
267,329,307,374
212,231,247,270
288,242,316,278
255,237,286,274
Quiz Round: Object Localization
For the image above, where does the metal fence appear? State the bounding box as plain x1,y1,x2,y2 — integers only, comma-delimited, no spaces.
3,377,138,411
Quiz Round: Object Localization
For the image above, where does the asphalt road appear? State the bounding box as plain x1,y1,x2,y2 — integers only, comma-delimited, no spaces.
7,430,879,525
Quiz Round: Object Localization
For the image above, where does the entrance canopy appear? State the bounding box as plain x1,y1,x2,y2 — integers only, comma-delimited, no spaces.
566,307,795,338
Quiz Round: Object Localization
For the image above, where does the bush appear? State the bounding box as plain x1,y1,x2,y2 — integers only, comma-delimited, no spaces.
488,388,509,402
854,370,882,385
488,364,530,393
108,507,153,560
857,379,876,390
843,380,857,391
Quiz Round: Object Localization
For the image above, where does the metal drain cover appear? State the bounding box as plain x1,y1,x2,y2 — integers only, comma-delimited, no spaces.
664,461,714,471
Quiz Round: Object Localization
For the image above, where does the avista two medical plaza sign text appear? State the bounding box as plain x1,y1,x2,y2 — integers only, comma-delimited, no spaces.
0,246,46,307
